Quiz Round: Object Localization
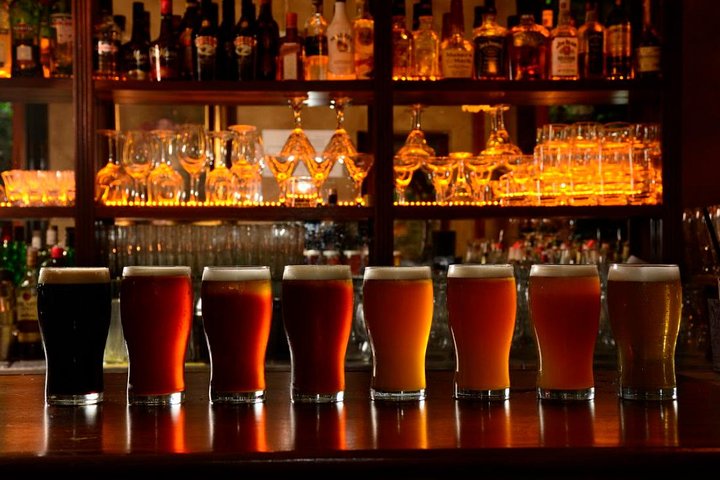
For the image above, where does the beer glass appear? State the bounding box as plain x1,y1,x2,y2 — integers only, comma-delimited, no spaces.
529,264,600,401
447,264,516,400
121,266,193,406
363,266,433,401
282,265,353,403
607,264,682,401
37,267,111,406
201,266,273,404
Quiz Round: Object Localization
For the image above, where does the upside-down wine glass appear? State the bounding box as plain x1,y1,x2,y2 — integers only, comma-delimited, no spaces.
323,96,357,165
394,104,435,204
147,129,184,205
122,130,154,204
95,129,132,204
205,130,237,205
177,124,209,204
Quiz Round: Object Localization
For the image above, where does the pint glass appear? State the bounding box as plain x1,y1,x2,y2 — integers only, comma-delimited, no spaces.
37,267,111,406
282,265,353,403
529,264,600,401
201,266,273,404
607,263,682,401
363,266,433,401
121,266,193,406
447,264,516,400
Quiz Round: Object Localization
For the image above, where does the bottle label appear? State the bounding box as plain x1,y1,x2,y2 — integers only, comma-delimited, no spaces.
50,15,72,45
11,21,34,40
234,35,256,58
195,35,218,59
474,36,506,78
607,24,632,56
585,30,604,76
98,40,117,54
550,37,578,77
353,24,373,79
329,31,354,76
441,48,473,78
16,291,37,322
282,52,298,80
636,46,660,73
16,44,31,61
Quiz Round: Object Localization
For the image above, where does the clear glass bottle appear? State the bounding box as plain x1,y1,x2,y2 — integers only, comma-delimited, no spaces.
472,0,507,80
93,0,122,80
304,0,328,80
10,0,41,78
508,13,550,80
605,0,633,80
277,12,302,80
440,0,474,79
352,0,373,80
327,0,355,79
635,0,661,79
233,0,257,81
391,0,412,80
578,1,605,80
548,0,578,80
412,3,440,80
122,2,150,81
149,0,180,81
0,0,11,78
49,0,72,78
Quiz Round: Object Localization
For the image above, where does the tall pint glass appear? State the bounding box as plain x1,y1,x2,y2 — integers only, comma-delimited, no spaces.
447,264,516,400
607,264,682,401
282,265,353,403
529,264,600,401
201,266,273,404
37,267,111,406
363,266,433,401
121,266,193,406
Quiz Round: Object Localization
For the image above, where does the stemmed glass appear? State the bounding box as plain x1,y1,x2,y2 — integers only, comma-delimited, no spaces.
394,104,435,204
479,104,522,156
229,124,265,204
205,130,237,205
177,124,209,204
344,153,375,205
147,129,184,205
424,156,456,204
280,96,316,170
323,96,357,166
95,129,131,204
122,130,154,204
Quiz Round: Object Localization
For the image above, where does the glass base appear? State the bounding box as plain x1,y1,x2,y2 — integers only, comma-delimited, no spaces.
291,390,344,404
371,388,426,402
454,386,509,401
46,392,102,406
537,387,594,401
620,386,677,401
211,389,265,404
128,391,184,406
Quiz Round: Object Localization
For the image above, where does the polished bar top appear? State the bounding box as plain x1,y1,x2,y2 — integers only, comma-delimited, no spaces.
1,367,720,476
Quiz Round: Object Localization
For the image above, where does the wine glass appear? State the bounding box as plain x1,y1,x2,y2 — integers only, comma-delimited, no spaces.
229,124,265,204
95,129,132,205
121,130,154,204
205,130,237,205
394,104,435,204
424,156,456,205
344,153,375,205
266,154,300,204
280,96,316,171
147,129,184,205
177,124,209,204
322,96,357,166
479,104,523,156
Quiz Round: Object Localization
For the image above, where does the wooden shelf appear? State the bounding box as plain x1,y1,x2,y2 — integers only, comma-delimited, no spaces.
0,78,73,103
0,206,76,219
94,205,374,222
392,205,665,220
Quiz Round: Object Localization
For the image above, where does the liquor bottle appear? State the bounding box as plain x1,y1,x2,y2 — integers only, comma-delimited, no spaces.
178,0,200,80
412,1,440,80
94,0,122,80
14,246,42,361
194,0,219,81
149,0,180,81
352,0,373,80
473,0,508,80
62,226,75,267
218,0,236,80
233,0,257,81
304,0,328,81
327,0,355,80
540,0,555,30
605,0,633,80
440,0,474,79
391,0,412,80
50,0,72,78
578,1,604,80
122,2,150,81
10,0,41,77
0,0,10,78
635,0,661,79
277,12,302,80
548,0,578,80
38,3,53,78
508,11,550,80
255,0,279,81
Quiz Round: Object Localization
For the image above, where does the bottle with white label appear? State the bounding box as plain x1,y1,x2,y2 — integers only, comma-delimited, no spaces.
327,0,355,80
549,0,578,80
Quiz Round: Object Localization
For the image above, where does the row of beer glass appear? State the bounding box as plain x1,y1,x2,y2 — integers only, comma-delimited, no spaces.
37,261,681,407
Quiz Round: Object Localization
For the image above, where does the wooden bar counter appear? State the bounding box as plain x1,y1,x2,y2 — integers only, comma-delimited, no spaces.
0,366,719,477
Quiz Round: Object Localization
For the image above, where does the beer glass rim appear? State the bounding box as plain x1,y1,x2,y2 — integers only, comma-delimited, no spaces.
282,264,351,280
38,267,110,284
202,266,271,282
363,265,431,281
447,263,514,279
122,266,192,277
529,264,598,277
608,263,680,282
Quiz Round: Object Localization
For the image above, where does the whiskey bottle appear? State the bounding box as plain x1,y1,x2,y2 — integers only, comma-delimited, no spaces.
49,0,72,78
178,0,200,80
255,0,279,81
472,0,507,80
93,0,122,80
440,0,474,79
122,2,150,81
352,0,373,79
277,12,302,80
13,246,42,361
548,0,578,80
391,0,412,80
304,0,328,80
194,0,219,81
218,0,236,80
327,0,355,80
233,0,257,81
635,0,661,79
605,0,633,80
10,0,41,78
508,12,550,80
412,1,440,80
578,1,605,80
0,0,10,78
149,0,180,81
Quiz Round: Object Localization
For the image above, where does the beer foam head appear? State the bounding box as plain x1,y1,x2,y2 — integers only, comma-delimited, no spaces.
38,267,110,284
448,264,514,279
363,266,431,281
608,263,680,282
283,265,351,281
529,264,598,278
122,266,191,277
202,266,271,282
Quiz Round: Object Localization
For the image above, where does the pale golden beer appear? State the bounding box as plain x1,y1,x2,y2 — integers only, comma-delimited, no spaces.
607,264,682,401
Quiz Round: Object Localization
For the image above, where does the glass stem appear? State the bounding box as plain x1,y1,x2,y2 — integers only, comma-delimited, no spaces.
189,174,200,202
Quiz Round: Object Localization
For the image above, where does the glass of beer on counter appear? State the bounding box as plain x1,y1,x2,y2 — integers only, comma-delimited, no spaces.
282,265,354,403
607,263,682,401
121,266,193,406
363,266,433,401
37,267,111,406
447,264,517,401
529,264,600,401
201,266,273,404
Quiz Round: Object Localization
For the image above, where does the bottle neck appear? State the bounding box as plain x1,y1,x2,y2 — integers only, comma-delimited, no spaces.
259,1,272,20
333,1,349,23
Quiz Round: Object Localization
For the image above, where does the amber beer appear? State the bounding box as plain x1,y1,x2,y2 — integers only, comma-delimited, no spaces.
447,264,516,400
201,266,272,404
607,264,682,401
121,266,193,406
362,266,433,401
282,265,353,403
529,264,600,400
37,267,111,406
